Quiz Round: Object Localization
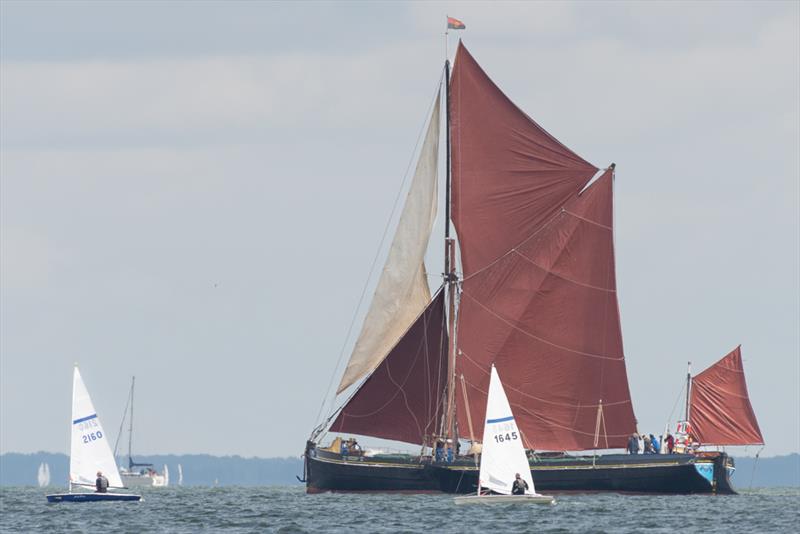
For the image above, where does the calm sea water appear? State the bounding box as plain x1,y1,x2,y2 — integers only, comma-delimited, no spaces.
1,486,798,533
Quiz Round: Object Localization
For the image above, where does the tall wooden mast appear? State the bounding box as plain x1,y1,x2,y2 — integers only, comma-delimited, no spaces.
443,58,458,443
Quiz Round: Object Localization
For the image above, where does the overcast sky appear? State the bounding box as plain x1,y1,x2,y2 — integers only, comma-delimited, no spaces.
1,1,798,459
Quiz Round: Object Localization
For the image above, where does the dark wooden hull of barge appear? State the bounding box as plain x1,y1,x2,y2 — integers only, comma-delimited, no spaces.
431,452,736,495
303,443,735,495
304,444,438,493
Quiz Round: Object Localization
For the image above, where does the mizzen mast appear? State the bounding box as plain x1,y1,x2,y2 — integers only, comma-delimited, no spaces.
685,361,692,422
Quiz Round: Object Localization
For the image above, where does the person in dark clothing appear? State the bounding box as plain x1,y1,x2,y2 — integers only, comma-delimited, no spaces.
511,473,528,495
642,434,652,454
95,471,109,493
627,433,640,454
666,433,675,454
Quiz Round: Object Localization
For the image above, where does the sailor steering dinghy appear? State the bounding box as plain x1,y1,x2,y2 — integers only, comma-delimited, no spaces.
46,366,141,503
454,366,553,505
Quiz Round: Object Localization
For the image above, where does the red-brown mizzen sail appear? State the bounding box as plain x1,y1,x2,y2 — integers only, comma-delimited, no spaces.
449,42,636,450
329,290,448,445
690,346,764,446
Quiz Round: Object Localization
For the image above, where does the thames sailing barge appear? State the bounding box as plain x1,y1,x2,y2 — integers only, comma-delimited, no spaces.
303,42,762,495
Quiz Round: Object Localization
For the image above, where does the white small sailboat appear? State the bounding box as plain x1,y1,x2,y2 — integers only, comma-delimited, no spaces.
177,463,183,486
37,462,51,487
46,365,141,503
454,365,554,505
115,376,169,487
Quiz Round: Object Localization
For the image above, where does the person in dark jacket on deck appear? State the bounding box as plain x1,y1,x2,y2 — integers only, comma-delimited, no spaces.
627,433,640,454
95,471,109,493
511,473,528,495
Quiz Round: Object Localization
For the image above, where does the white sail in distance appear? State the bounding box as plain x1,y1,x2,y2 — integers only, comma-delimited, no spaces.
337,94,441,393
70,366,123,488
479,366,536,496
37,462,51,487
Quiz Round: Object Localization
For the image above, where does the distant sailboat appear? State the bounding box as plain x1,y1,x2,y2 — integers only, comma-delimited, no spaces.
177,464,183,486
114,377,168,487
454,366,553,505
37,462,51,487
46,365,141,502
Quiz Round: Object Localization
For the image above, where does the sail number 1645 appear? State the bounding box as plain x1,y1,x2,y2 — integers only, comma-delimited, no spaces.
493,431,518,443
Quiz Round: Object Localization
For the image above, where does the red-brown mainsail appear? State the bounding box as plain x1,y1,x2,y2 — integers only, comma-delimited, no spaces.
690,346,764,446
450,43,636,451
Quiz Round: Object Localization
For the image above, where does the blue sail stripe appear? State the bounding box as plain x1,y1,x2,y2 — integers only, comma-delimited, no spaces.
72,413,97,424
487,415,514,424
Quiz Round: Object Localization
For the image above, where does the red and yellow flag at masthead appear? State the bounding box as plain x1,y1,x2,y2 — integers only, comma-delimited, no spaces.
447,17,465,30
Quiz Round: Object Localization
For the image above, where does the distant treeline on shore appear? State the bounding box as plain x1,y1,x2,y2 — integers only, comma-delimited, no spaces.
2,452,798,488
0,453,303,487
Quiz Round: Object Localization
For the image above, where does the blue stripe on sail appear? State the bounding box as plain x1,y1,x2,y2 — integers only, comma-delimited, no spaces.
72,414,97,424
487,415,514,424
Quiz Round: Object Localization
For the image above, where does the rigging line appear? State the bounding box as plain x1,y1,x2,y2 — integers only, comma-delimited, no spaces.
563,210,612,231
460,199,612,285
694,382,752,399
458,350,630,407
664,380,686,429
460,291,625,361
748,446,764,491
382,312,430,439
460,208,567,283
112,381,133,459
312,69,446,432
329,292,444,420
512,249,616,293
514,402,632,439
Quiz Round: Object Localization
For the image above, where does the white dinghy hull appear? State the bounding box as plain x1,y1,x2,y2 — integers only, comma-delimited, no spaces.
454,493,554,505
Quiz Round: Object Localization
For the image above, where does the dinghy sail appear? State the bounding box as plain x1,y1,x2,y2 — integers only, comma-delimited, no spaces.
478,366,538,496
453,365,553,504
69,366,124,489
46,366,141,502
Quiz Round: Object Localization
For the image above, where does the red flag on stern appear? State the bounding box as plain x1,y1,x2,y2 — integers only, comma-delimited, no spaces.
447,17,466,30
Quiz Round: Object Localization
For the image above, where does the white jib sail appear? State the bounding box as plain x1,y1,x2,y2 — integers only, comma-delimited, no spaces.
70,366,123,488
479,366,536,495
337,94,441,393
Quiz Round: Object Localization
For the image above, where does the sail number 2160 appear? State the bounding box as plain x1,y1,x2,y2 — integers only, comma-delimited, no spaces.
82,431,103,443
493,431,518,443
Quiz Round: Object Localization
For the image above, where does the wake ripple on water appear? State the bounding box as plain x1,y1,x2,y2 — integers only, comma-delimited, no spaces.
1,486,798,533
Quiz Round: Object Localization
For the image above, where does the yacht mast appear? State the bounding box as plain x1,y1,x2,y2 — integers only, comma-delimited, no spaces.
128,376,135,469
